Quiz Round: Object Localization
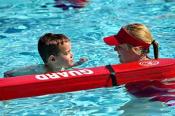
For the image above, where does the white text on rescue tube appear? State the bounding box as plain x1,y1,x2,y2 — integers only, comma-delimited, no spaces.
35,69,94,80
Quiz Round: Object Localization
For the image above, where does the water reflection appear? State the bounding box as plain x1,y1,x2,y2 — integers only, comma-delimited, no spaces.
125,78,175,106
118,78,175,115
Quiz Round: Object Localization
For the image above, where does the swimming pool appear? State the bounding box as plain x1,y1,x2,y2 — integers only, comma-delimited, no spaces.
0,0,175,115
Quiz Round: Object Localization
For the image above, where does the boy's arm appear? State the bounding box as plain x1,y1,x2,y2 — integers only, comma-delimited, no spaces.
3,65,40,78
4,70,16,78
72,58,88,67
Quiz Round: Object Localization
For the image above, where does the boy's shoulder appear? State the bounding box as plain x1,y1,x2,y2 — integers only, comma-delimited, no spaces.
4,64,46,78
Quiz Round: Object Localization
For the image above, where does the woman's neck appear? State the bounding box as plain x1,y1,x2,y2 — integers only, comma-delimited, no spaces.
139,55,151,61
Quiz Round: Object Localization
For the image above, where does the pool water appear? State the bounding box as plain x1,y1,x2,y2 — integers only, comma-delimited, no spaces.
0,0,175,115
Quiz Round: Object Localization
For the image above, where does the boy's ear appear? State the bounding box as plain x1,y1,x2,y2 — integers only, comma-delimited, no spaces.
48,55,56,62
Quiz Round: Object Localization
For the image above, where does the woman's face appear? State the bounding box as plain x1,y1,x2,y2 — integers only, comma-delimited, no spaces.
114,44,142,63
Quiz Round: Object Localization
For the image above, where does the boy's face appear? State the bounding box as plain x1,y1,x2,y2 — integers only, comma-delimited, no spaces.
55,41,74,68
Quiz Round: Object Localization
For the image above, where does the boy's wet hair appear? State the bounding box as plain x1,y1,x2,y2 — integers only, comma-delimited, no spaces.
38,33,70,63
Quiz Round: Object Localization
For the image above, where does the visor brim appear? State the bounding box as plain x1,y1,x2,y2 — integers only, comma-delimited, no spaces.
103,35,121,46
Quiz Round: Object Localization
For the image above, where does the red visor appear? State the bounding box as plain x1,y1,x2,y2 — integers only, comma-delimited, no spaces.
103,28,150,49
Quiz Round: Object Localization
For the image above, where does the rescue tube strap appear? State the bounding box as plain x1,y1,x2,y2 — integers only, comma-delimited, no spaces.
105,65,117,86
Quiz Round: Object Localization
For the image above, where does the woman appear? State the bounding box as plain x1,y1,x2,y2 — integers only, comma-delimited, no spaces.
104,23,175,106
103,23,159,63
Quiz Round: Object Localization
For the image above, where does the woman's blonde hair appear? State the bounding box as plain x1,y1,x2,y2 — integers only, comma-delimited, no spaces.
124,23,159,59
124,23,153,45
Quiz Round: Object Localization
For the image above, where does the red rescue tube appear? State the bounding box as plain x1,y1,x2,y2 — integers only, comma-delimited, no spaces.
0,58,175,101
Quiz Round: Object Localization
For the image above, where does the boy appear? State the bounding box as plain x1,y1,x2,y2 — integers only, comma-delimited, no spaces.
4,33,87,77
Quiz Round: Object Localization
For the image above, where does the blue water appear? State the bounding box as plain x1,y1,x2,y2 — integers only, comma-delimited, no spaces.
0,0,175,115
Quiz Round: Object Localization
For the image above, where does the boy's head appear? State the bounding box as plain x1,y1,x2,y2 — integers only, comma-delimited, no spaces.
38,33,74,69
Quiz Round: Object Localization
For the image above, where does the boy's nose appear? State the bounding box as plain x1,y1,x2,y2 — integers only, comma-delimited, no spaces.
70,52,73,58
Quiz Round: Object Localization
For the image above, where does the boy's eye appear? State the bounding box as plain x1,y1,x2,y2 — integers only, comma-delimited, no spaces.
62,50,71,55
63,52,68,55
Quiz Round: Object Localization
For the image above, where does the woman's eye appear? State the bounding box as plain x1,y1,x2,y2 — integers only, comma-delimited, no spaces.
114,47,117,51
114,46,120,51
